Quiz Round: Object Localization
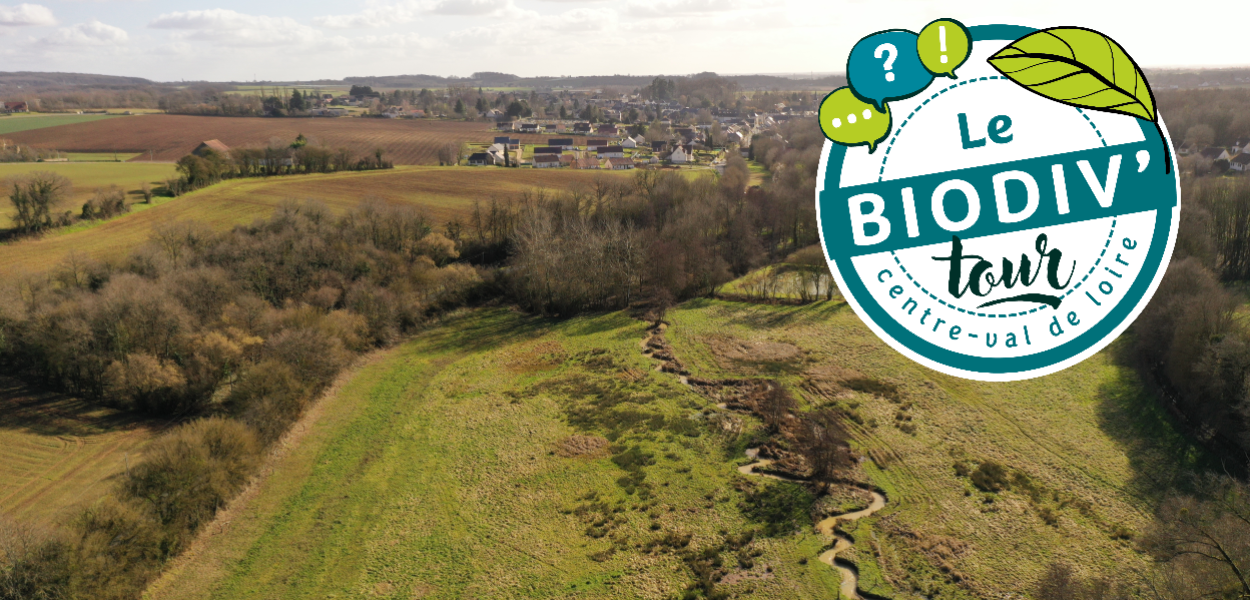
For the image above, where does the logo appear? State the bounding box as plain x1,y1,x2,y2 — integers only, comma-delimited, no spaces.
816,23,1180,381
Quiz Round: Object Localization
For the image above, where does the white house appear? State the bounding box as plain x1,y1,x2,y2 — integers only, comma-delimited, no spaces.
1232,153,1250,172
606,157,634,170
670,146,689,164
534,154,562,168
621,137,637,149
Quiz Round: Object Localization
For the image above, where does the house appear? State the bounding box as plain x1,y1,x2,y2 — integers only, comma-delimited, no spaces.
3,101,28,113
670,146,690,164
573,157,601,169
533,154,563,168
543,124,558,132
587,139,608,150
1232,153,1250,172
549,138,575,150
468,152,494,166
651,141,668,153
192,139,231,157
573,122,592,134
727,131,744,145
621,137,638,149
533,146,563,155
559,154,575,167
494,136,511,146
596,124,619,136
520,123,540,132
597,146,625,158
606,157,634,170
498,121,515,131
1234,140,1248,154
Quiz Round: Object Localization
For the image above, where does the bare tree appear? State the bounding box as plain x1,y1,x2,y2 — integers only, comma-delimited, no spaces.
8,172,71,233
1142,475,1250,599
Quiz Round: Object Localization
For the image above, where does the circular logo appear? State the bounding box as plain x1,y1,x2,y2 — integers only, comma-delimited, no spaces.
817,24,1180,381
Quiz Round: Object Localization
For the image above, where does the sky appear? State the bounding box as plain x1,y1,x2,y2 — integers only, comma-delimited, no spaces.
0,0,1244,82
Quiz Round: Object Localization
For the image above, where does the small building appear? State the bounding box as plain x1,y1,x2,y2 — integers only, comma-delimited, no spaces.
533,146,562,155
573,122,592,134
559,154,575,167
498,121,515,131
596,124,619,136
621,137,638,149
597,146,625,158
586,139,608,150
1232,153,1250,172
2,101,28,113
192,139,231,157
542,124,558,132
520,123,540,132
651,141,668,153
670,146,690,164
533,154,563,168
606,157,634,170
468,152,494,166
573,157,601,169
494,136,511,145
549,138,575,150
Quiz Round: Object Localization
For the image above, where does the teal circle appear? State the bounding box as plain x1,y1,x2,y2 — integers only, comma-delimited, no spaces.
817,24,1179,377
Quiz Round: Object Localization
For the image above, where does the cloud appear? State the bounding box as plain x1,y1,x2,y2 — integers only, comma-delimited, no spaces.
355,32,437,49
0,3,55,27
43,19,128,45
315,1,420,29
626,0,779,18
427,0,508,15
148,8,330,47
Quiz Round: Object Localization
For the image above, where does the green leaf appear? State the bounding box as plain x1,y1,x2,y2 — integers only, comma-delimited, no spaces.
987,27,1156,122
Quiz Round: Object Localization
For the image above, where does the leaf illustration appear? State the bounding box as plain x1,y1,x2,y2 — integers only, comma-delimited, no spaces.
987,27,1156,122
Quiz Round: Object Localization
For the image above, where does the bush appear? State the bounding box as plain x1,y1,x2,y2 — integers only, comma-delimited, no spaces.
69,498,163,600
0,518,70,600
740,481,815,536
229,360,307,445
80,186,127,220
264,327,350,390
121,418,259,551
970,461,1010,492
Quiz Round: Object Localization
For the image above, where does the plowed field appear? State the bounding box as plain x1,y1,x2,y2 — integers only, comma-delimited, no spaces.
8,115,551,165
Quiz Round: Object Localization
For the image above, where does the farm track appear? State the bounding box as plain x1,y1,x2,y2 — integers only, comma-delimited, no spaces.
640,321,892,600
8,115,555,165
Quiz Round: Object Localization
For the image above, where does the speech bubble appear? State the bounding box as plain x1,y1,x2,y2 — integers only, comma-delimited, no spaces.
918,18,971,78
847,30,933,111
819,87,892,153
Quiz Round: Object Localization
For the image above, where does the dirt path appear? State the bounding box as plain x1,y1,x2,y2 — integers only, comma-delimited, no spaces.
640,321,891,599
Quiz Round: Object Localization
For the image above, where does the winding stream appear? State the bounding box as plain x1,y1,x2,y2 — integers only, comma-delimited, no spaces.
640,323,891,599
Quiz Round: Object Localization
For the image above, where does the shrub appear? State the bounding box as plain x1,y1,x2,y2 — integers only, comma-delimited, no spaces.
229,360,307,445
970,461,1010,493
80,186,127,221
0,518,70,600
740,481,815,536
121,418,259,551
69,498,163,600
264,327,349,390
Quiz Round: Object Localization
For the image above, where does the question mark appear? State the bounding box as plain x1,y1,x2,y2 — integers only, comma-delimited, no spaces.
874,43,897,82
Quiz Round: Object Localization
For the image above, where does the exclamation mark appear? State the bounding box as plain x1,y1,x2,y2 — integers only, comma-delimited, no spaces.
939,26,948,64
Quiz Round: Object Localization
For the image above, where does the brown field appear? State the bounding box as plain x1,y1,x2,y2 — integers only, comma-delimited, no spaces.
0,166,630,278
0,377,158,524
8,115,552,165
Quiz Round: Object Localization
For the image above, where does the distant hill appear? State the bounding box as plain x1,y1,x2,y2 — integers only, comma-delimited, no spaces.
335,72,847,91
0,71,154,90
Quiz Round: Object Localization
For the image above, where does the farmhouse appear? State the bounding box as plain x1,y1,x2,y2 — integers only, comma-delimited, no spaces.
606,157,634,170
1232,153,1250,172
533,154,563,168
467,152,496,166
192,139,231,157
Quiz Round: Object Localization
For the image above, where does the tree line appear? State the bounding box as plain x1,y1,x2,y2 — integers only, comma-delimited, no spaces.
168,136,392,196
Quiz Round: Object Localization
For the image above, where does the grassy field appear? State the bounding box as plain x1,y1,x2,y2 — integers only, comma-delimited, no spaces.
0,161,178,229
142,297,1207,599
62,152,146,162
664,299,1209,598
7,114,554,165
0,377,158,525
0,113,120,136
0,166,629,277
146,308,842,600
